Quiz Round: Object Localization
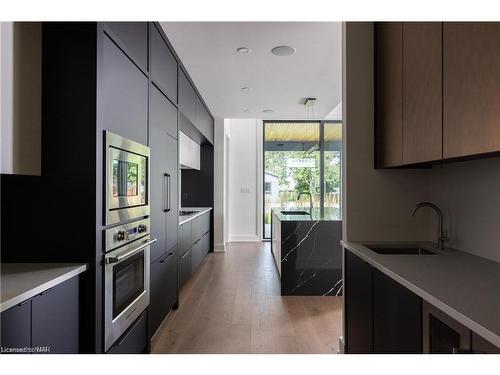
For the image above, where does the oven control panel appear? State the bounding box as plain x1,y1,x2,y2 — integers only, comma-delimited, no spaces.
105,218,150,253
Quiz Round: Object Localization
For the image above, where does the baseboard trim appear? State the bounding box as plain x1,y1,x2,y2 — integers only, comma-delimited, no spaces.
214,243,226,252
228,235,260,242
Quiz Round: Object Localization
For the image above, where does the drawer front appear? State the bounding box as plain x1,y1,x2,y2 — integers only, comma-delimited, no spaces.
191,239,203,273
200,212,210,236
178,247,192,288
108,310,147,354
202,232,210,256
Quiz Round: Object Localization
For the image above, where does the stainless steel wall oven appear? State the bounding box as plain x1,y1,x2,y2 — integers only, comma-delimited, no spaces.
105,131,150,225
104,218,155,351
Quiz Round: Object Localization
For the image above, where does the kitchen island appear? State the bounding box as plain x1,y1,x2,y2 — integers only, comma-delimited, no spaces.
271,208,342,296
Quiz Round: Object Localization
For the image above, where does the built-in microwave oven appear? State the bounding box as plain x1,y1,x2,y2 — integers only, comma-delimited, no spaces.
105,131,150,225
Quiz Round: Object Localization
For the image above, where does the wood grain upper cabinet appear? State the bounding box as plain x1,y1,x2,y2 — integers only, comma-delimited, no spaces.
375,22,403,168
150,24,178,104
443,23,500,158
403,23,443,164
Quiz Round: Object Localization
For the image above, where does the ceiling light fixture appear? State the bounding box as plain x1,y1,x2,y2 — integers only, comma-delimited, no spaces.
237,47,251,54
263,109,274,114
271,45,296,56
241,87,251,93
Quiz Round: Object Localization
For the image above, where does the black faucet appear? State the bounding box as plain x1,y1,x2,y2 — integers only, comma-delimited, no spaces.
297,192,313,215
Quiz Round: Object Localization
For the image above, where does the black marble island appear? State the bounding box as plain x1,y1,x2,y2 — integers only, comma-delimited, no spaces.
271,208,342,296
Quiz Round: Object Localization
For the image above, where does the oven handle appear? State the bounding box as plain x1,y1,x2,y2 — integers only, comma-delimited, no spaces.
106,238,157,264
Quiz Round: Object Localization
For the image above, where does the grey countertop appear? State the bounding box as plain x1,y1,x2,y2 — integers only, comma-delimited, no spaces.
1,263,88,312
272,207,341,222
341,240,500,348
179,207,212,226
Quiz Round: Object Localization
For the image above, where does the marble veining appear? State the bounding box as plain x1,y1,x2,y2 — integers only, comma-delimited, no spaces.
272,209,343,296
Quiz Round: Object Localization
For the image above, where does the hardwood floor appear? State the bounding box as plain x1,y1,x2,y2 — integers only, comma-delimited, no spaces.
151,241,343,354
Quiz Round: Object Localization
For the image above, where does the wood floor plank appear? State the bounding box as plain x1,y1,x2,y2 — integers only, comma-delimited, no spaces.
151,241,342,354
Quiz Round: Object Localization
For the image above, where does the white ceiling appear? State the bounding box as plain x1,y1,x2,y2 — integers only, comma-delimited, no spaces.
160,22,342,120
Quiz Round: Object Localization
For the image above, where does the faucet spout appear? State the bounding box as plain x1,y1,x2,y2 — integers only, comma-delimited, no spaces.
411,202,449,249
297,192,313,215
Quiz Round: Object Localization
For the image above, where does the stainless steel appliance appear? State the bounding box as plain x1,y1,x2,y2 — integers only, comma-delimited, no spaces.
104,217,156,351
423,301,471,353
105,131,150,225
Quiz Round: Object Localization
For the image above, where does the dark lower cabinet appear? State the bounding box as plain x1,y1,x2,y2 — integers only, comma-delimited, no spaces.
108,310,148,354
0,276,80,354
373,270,422,353
178,247,192,288
31,276,79,353
191,239,203,273
472,333,500,354
202,232,210,257
344,248,422,354
344,249,373,353
1,301,31,352
150,248,178,338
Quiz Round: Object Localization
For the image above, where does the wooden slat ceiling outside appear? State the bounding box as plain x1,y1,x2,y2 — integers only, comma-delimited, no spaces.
264,122,342,142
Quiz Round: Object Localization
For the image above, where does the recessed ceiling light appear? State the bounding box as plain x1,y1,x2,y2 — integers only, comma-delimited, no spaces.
241,87,251,93
243,109,249,112
271,45,296,56
263,109,274,113
237,47,251,54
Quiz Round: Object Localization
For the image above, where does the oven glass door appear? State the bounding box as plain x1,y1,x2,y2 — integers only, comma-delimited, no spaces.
109,147,147,210
112,251,145,319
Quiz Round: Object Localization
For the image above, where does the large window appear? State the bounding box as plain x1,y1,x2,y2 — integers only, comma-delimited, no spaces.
263,121,342,239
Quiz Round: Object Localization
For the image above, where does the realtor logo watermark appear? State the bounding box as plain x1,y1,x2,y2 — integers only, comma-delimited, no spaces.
1,346,50,353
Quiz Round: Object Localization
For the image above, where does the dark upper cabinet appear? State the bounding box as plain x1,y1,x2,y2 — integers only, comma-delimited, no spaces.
402,22,442,164
344,249,373,353
373,269,422,353
105,22,148,72
375,22,403,168
178,69,198,125
150,24,178,104
31,276,79,353
443,23,500,159
0,301,31,351
101,34,148,145
150,248,178,338
197,97,214,144
150,85,178,263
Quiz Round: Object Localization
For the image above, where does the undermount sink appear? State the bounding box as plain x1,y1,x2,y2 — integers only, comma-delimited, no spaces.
363,245,436,255
280,210,310,216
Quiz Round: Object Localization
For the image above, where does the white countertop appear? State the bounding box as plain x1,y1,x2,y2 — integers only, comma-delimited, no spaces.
341,241,500,348
1,263,88,312
179,207,212,226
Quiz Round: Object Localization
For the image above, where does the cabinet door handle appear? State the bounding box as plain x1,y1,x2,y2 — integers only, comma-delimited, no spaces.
167,173,171,213
163,173,170,213
40,287,53,296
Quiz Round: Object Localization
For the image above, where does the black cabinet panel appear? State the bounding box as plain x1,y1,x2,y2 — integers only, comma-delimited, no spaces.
179,221,192,258
150,24,177,104
373,269,422,353
344,250,373,354
191,239,203,273
105,22,148,72
101,34,148,145
31,277,79,354
202,232,210,256
108,310,147,354
197,97,214,144
151,84,178,139
191,216,203,244
472,333,500,354
178,69,197,125
178,248,192,288
150,248,178,338
149,85,179,263
0,301,31,352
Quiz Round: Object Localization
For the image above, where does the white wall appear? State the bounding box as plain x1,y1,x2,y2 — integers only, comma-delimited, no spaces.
226,118,263,242
428,157,500,262
342,22,431,242
0,22,41,176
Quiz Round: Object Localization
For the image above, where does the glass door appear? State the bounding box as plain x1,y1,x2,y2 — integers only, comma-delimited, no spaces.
263,121,342,239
